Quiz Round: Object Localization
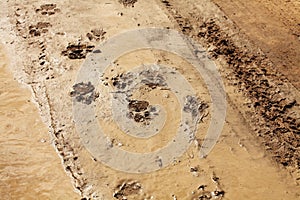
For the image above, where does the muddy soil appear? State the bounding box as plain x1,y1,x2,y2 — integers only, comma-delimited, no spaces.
0,0,299,199
157,0,300,178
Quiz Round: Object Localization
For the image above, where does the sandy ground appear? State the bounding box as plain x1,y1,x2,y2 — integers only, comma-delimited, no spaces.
212,0,300,88
0,0,299,199
0,46,78,199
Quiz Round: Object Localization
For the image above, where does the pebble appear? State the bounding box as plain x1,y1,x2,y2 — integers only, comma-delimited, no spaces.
117,142,123,147
40,138,46,143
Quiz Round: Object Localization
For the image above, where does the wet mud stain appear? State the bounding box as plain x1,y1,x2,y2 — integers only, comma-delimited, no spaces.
118,0,138,7
70,82,99,105
62,43,95,59
86,28,106,41
113,180,144,200
35,3,60,16
127,100,158,124
28,22,52,37
110,72,134,89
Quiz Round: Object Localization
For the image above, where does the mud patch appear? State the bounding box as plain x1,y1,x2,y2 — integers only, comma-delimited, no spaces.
70,82,99,105
110,72,134,90
113,180,142,199
118,0,138,7
128,100,149,112
28,22,52,37
127,100,158,125
62,43,95,59
86,28,106,41
35,3,60,15
190,172,225,200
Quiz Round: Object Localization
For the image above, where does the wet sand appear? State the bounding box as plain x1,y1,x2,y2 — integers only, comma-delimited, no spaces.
0,46,78,199
0,0,299,199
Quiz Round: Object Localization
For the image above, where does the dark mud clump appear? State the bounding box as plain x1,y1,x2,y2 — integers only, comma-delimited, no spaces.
86,28,106,41
127,100,154,124
62,43,95,59
70,82,99,105
128,100,149,112
28,22,52,36
118,0,138,7
35,3,60,15
111,73,134,90
113,180,142,199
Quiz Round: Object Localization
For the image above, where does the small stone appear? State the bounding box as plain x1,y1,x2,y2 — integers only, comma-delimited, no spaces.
117,142,123,147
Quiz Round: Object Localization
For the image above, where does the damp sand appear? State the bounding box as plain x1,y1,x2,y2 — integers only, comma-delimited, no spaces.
0,45,78,199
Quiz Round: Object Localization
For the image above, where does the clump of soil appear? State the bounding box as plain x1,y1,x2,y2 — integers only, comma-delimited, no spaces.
113,180,142,199
127,100,154,124
28,22,52,36
62,43,95,59
35,3,60,15
70,82,99,105
86,28,106,41
128,100,149,112
118,0,138,7
110,73,134,90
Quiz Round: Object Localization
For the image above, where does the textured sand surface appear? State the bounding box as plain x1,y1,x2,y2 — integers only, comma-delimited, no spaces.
0,0,299,199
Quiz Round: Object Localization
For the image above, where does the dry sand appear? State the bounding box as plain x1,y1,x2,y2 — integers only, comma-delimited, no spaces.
0,45,78,199
0,0,299,199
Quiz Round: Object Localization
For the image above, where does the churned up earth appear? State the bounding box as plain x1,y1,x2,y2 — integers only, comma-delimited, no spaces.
0,0,299,199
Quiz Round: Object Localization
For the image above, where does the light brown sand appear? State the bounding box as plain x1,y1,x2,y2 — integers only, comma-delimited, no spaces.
0,0,299,199
0,45,78,199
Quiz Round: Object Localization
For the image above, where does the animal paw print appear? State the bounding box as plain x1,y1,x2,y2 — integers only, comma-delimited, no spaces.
35,4,61,16
86,28,106,41
62,43,95,59
28,22,52,36
118,0,138,7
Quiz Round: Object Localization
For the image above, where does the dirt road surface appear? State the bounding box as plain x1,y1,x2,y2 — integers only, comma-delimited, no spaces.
0,0,299,199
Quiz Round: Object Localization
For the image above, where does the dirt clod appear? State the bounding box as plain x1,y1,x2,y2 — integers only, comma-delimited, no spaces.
128,100,149,112
70,82,99,105
36,4,60,15
118,0,138,7
62,43,95,59
28,22,51,37
113,180,142,199
86,28,106,41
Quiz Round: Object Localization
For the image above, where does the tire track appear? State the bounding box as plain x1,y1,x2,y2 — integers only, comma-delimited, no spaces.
158,0,300,181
